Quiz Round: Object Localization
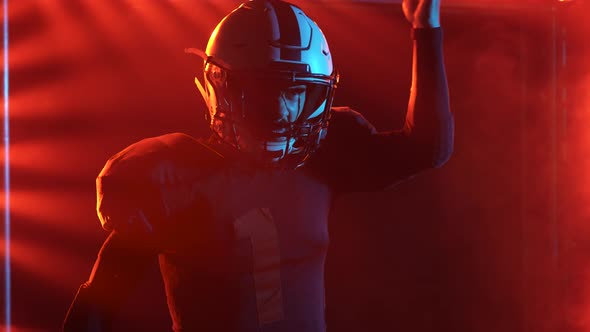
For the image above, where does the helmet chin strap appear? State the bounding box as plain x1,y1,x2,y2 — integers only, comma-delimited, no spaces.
194,77,207,104
263,139,295,159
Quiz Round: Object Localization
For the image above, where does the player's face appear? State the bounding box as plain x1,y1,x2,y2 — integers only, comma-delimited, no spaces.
235,84,308,161
240,83,307,138
271,84,307,124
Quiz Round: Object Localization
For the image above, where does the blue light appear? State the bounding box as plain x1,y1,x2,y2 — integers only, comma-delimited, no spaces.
3,0,10,330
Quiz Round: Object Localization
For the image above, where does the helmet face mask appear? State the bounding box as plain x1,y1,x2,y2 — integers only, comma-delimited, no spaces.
192,0,339,169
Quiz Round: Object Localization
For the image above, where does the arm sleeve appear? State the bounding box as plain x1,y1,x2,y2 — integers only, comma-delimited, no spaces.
309,28,454,193
63,231,158,332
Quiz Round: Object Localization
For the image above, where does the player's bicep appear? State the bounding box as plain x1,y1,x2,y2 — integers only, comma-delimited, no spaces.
310,107,432,192
360,130,436,189
335,130,432,192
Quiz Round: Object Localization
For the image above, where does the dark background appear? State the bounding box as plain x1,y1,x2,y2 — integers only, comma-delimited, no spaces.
3,0,590,331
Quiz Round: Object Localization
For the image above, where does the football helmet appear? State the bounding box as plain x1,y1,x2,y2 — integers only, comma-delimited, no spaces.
188,0,339,169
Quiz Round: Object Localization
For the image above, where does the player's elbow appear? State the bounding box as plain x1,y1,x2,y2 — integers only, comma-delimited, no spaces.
432,114,454,168
431,134,454,168
432,146,452,168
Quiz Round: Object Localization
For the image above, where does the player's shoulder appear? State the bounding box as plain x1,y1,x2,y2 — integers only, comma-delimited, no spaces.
98,132,224,180
328,106,377,139
330,106,362,117
307,106,376,173
95,133,225,233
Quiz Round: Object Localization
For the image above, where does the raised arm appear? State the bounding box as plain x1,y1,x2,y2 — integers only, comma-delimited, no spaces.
402,0,453,168
309,0,453,192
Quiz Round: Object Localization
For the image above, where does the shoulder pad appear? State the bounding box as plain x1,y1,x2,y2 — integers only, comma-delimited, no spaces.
98,133,223,179
96,133,224,232
328,107,377,138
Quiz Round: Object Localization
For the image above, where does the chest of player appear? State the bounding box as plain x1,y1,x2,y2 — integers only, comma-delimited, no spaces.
150,162,332,330
158,168,332,260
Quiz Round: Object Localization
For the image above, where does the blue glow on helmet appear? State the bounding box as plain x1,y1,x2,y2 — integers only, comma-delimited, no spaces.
193,0,339,168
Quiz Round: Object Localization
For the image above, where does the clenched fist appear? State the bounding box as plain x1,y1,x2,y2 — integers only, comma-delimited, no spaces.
403,0,441,29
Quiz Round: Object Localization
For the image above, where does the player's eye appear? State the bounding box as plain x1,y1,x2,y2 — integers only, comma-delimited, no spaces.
283,85,306,100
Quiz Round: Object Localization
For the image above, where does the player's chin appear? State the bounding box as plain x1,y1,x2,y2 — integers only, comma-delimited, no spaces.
264,140,290,161
240,137,293,163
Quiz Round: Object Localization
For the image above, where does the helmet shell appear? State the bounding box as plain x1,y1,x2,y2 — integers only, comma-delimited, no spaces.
206,0,333,76
198,0,338,169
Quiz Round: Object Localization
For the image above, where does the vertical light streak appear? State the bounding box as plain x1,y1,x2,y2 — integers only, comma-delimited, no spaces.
2,0,10,330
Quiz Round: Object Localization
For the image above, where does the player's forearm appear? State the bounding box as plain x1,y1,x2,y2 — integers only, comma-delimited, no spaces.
63,231,156,332
404,27,454,167
63,282,113,332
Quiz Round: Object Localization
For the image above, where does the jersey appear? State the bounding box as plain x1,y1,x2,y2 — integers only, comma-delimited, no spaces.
89,27,453,332
97,132,333,332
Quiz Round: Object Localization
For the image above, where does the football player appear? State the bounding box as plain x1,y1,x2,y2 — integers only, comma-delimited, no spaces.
63,0,452,331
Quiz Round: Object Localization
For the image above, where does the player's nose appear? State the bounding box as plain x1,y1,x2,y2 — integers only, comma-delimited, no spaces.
266,93,290,124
